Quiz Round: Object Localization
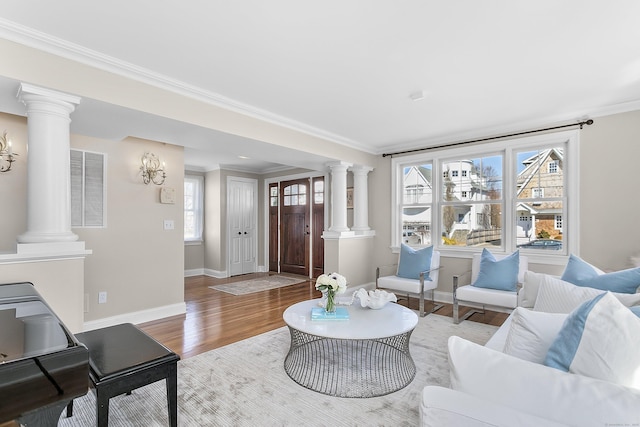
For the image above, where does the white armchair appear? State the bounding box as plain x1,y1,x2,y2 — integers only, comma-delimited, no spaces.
453,251,528,324
376,249,443,317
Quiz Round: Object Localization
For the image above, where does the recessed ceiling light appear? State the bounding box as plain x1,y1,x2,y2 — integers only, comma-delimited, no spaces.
238,155,250,160
409,90,425,101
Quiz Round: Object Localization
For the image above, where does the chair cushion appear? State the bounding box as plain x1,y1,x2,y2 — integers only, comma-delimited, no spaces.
561,254,640,294
471,249,519,291
397,244,433,280
377,274,436,294
544,292,640,389
456,284,518,308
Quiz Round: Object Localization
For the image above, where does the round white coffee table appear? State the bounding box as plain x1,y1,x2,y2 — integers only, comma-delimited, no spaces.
282,299,418,398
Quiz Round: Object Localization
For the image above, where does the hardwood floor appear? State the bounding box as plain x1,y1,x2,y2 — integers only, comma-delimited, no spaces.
138,273,508,360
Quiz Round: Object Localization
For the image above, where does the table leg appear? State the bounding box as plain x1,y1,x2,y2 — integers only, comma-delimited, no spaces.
166,362,178,427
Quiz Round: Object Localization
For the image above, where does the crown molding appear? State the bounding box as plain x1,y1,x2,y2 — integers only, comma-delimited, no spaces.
0,18,375,153
380,99,640,156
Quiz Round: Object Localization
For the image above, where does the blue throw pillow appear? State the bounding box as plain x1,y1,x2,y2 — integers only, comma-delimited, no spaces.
397,244,433,280
629,306,640,318
472,249,519,291
561,254,640,294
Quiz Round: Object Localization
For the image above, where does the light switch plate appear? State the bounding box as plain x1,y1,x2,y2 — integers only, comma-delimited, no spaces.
164,219,175,230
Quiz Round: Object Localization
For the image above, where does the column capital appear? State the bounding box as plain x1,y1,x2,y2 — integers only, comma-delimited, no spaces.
18,83,81,106
349,164,374,175
326,161,353,172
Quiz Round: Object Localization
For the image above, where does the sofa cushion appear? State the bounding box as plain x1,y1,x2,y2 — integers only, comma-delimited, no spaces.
420,386,566,427
397,244,433,280
561,254,640,294
448,335,640,426
471,249,519,291
503,308,567,364
520,270,546,308
533,274,640,313
544,292,640,389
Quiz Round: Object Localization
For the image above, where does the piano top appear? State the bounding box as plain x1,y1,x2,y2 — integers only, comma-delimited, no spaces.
0,282,89,423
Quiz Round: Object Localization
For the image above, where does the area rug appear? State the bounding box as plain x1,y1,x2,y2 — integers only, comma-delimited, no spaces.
209,274,306,295
58,314,497,426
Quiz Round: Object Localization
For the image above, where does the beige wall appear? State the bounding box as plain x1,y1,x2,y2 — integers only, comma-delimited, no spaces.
0,113,27,252
367,109,640,294
71,135,185,323
580,110,640,271
0,112,185,327
203,169,222,273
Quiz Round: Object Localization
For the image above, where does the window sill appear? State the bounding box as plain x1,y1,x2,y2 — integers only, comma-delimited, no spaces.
184,240,203,246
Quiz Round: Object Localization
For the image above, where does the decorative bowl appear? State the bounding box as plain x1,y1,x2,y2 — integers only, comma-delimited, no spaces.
353,288,397,309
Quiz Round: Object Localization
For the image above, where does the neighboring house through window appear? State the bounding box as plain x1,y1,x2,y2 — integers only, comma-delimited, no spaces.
71,149,105,227
184,175,204,242
392,131,578,257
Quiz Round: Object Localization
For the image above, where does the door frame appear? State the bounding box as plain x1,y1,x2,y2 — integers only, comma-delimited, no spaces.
263,171,327,277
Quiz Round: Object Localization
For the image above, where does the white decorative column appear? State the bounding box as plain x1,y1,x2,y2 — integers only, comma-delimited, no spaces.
327,161,352,233
17,83,81,244
350,165,374,233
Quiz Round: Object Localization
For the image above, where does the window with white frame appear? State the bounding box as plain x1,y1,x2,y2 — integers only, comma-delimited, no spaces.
71,150,105,227
392,132,577,255
184,175,204,242
400,165,433,246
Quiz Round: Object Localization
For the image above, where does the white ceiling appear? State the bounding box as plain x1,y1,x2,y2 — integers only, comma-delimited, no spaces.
1,1,639,172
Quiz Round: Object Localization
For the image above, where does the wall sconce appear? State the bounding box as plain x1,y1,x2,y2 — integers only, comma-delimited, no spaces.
139,152,166,185
0,131,17,173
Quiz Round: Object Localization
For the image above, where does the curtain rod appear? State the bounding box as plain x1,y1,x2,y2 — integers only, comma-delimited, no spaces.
382,119,594,158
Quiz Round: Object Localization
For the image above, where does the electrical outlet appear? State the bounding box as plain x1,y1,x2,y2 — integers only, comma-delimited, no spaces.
98,291,107,304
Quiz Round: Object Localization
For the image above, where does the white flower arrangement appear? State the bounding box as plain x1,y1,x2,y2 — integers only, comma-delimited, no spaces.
315,272,347,295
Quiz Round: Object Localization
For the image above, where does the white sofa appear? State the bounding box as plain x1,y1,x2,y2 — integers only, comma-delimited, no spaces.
420,274,640,427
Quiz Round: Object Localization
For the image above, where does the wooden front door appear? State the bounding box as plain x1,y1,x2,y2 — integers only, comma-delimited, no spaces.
280,179,310,276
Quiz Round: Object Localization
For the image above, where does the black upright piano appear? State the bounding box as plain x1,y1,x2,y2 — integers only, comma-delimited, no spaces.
0,282,89,426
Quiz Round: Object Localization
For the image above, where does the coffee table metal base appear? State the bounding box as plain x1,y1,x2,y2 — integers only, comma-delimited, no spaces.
284,327,416,398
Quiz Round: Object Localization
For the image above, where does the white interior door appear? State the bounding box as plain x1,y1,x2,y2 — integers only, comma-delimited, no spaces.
228,177,258,276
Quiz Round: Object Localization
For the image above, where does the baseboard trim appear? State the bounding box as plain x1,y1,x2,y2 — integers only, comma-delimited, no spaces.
203,268,226,278
184,268,204,277
82,302,187,332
